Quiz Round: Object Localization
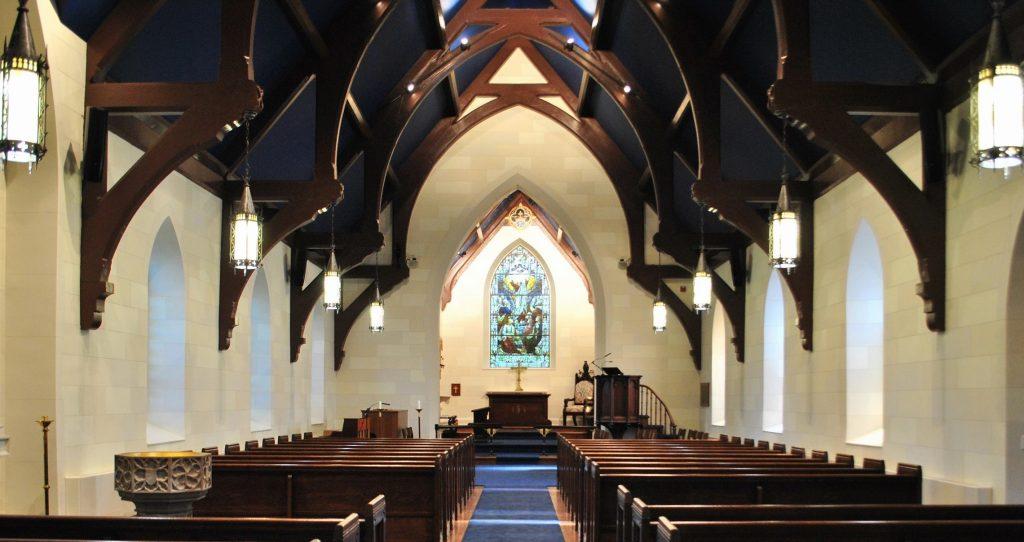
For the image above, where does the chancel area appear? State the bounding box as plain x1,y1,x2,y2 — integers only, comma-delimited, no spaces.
5,0,1024,540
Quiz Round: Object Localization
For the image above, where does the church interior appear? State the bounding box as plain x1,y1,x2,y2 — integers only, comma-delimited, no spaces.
3,0,1024,540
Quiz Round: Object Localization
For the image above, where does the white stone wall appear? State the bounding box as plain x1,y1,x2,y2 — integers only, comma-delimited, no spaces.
439,223,595,422
339,106,701,433
703,102,1024,503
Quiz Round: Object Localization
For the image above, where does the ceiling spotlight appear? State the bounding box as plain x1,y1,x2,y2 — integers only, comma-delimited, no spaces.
623,84,632,95
406,82,415,93
459,36,470,50
565,37,575,51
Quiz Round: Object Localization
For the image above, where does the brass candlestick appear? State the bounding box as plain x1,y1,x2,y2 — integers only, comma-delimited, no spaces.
36,416,53,515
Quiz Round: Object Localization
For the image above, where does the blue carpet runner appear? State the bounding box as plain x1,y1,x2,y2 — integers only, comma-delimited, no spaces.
462,464,564,541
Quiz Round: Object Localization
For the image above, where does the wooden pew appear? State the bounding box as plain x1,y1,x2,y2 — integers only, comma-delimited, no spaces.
655,516,1024,541
195,436,472,542
621,488,1024,542
0,515,364,542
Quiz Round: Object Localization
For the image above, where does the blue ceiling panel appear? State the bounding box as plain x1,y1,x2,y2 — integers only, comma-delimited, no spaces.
107,0,220,83
252,1,305,89
811,0,919,83
393,82,455,167
536,43,583,94
605,0,685,120
571,0,597,19
350,0,434,122
54,0,119,40
246,82,316,181
300,0,353,34
588,86,645,170
724,0,777,92
455,40,503,91
686,0,736,36
720,80,798,180
442,0,468,21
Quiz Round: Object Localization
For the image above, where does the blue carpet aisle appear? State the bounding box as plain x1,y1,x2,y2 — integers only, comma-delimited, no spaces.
462,464,565,541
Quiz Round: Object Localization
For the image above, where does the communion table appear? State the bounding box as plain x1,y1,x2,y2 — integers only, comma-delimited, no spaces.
486,391,551,426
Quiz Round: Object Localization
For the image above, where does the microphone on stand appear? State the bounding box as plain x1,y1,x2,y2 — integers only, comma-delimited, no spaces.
588,352,612,372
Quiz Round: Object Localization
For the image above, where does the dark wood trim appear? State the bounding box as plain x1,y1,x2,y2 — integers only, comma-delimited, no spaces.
770,0,945,332
82,1,263,331
288,245,325,364
276,0,329,59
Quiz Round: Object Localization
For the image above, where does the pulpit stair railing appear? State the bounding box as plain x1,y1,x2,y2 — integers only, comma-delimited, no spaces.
638,384,677,436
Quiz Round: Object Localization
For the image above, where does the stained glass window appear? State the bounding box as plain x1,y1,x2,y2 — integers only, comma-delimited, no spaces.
489,245,551,368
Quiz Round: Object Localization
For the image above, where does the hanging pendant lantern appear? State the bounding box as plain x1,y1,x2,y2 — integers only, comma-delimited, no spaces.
369,289,384,333
229,184,262,271
972,0,1024,172
769,180,800,271
369,249,384,332
652,296,667,333
692,251,712,313
323,252,342,311
1,0,48,169
652,250,667,333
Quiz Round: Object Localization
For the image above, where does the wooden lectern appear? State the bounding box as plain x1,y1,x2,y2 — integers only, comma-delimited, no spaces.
358,409,408,438
594,374,641,437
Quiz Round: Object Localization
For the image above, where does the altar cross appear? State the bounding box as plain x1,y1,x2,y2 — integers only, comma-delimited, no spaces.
511,360,527,391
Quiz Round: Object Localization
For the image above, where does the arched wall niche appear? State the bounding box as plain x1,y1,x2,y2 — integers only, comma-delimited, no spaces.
339,106,700,429
845,220,885,447
1006,209,1024,503
147,218,187,445
763,271,785,434
250,270,272,432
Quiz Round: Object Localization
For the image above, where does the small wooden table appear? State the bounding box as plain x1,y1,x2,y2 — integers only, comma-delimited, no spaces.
486,391,551,426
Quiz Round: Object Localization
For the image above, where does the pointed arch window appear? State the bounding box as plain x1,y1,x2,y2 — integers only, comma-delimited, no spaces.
489,245,551,368
763,272,785,433
250,270,272,432
710,304,727,427
147,219,186,445
846,221,884,446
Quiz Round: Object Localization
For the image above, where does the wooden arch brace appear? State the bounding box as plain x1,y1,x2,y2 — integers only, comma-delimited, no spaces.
769,0,946,332
81,0,262,330
639,0,815,350
217,1,398,350
333,263,409,370
289,231,383,364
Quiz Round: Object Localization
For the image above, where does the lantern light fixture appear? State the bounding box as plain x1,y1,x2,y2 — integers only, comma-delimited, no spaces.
229,117,262,271
693,206,712,313
769,179,800,272
652,250,667,333
369,247,384,333
323,206,342,311
1,0,48,169
972,0,1024,173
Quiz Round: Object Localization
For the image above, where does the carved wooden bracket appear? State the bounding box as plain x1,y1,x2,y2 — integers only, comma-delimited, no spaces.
288,232,384,363
627,263,702,370
653,232,747,362
333,263,410,370
770,0,946,332
81,1,262,331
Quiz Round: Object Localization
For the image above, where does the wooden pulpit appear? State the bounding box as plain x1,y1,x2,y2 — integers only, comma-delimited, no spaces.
358,409,408,438
594,374,641,436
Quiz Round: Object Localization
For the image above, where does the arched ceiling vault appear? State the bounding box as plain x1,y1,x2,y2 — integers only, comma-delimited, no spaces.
66,0,1020,369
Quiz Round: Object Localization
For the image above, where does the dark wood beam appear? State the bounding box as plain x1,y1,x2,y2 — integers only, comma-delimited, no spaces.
82,1,262,331
218,0,399,350
626,263,702,369
771,0,945,332
289,244,326,363
333,264,409,369
86,82,213,113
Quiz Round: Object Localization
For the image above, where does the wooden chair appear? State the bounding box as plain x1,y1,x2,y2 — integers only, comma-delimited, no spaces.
224,443,240,454
200,446,218,456
291,433,302,441
303,431,313,439
262,437,275,447
277,435,289,444
244,440,258,451
562,361,595,425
